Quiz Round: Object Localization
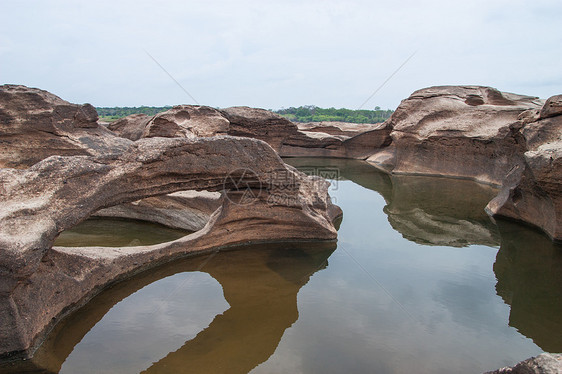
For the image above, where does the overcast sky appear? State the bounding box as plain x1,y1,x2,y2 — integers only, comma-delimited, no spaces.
1,0,561,110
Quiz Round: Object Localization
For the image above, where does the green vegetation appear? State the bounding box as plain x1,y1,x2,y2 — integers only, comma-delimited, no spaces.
95,105,393,124
96,106,173,122
274,105,393,123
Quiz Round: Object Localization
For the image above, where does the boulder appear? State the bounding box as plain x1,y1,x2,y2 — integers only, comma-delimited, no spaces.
540,95,562,119
367,86,543,185
0,136,341,357
280,122,392,159
219,106,299,152
483,353,561,374
109,106,230,141
0,84,130,168
107,113,152,141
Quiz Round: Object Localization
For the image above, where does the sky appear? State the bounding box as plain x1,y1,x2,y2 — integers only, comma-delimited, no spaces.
1,0,561,110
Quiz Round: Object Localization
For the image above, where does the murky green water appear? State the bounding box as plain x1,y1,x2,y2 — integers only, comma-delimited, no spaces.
3,158,561,374
54,218,190,247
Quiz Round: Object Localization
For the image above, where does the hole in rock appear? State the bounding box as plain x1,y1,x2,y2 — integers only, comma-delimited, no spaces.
54,190,222,247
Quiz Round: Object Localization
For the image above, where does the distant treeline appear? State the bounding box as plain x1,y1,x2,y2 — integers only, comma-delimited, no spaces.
96,106,172,120
96,105,393,124
274,105,393,123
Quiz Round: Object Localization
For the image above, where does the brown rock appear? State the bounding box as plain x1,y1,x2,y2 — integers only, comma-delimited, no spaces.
281,122,392,159
0,84,130,168
219,106,299,151
107,113,152,140
109,106,391,160
94,190,222,231
486,101,562,240
484,353,561,374
0,136,341,357
367,86,543,185
0,87,341,357
540,94,562,119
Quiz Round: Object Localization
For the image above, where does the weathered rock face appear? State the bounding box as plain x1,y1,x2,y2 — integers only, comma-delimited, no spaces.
109,106,230,141
0,85,130,168
280,121,392,159
363,85,562,241
219,106,299,151
368,86,543,185
486,99,562,241
483,353,562,374
94,190,222,231
0,86,341,357
109,106,390,160
107,113,152,141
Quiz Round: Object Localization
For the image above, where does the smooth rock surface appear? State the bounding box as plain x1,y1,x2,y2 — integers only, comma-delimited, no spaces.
94,190,222,231
0,84,130,168
368,86,543,185
0,87,341,357
486,97,562,240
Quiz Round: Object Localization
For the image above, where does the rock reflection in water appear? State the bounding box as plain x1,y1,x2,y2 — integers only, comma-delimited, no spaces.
286,157,562,354
0,242,335,374
493,219,562,352
287,157,501,248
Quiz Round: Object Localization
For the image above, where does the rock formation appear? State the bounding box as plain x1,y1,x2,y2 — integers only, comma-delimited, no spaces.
0,85,130,168
109,105,230,140
94,190,222,231
483,353,561,374
364,86,562,242
110,105,392,160
367,86,543,185
486,95,562,241
0,85,341,357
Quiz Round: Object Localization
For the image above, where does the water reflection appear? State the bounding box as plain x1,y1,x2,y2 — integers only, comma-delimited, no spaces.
286,158,562,354
53,218,190,247
1,242,335,374
287,158,500,247
494,219,562,352
2,158,561,374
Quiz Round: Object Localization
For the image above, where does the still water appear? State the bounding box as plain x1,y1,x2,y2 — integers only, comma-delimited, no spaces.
4,158,561,374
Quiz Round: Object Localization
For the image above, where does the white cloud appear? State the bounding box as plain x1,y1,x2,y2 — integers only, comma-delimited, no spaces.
1,0,560,109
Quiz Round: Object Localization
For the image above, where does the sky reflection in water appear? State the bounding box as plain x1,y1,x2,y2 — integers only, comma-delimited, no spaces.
8,158,561,374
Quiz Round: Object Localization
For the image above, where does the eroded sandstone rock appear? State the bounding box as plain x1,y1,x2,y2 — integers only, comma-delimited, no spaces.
0,84,130,168
486,100,562,241
367,86,543,185
109,106,390,160
0,87,341,357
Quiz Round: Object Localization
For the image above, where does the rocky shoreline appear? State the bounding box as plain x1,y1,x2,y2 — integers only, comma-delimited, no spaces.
0,84,560,373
